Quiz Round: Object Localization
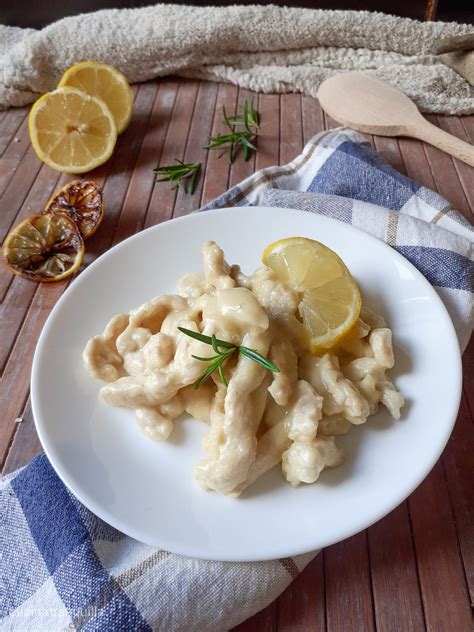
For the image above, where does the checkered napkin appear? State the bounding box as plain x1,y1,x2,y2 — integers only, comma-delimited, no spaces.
1,129,472,632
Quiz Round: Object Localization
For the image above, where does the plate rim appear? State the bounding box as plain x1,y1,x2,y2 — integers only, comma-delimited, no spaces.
30,206,463,561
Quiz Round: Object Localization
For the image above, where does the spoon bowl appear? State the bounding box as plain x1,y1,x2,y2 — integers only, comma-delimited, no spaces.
317,72,474,167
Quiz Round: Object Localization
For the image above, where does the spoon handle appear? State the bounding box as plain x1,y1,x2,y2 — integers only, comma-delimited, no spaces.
409,119,474,167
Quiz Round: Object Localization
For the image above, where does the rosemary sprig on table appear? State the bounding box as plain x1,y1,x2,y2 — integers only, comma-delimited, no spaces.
153,160,201,195
204,99,260,164
178,326,279,389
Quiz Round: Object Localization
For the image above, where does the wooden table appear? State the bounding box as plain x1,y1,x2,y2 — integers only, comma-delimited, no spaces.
1,78,472,632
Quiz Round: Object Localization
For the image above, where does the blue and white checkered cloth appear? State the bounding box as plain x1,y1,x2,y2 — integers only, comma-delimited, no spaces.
1,129,472,632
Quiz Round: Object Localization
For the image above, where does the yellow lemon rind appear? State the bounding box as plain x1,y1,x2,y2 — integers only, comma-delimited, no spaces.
29,87,117,174
58,61,133,134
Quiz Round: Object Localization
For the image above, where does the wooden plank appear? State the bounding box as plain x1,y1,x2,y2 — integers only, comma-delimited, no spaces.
435,115,474,215
372,136,406,176
322,111,340,132
200,83,238,206
368,504,425,631
461,336,474,420
325,533,375,632
409,461,472,632
255,94,280,171
229,88,258,187
0,278,37,373
0,107,27,156
233,604,276,632
2,399,42,475
276,554,325,632
0,117,35,199
113,79,178,245
420,114,471,220
145,79,199,228
398,136,438,191
0,152,45,244
280,94,303,166
441,388,474,601
301,96,325,143
459,115,474,145
173,81,218,217
0,281,65,468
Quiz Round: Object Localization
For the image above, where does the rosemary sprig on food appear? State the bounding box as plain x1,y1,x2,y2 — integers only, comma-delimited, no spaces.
178,326,279,389
153,160,201,195
204,99,260,164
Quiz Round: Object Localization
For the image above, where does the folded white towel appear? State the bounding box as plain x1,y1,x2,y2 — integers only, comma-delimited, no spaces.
1,5,473,113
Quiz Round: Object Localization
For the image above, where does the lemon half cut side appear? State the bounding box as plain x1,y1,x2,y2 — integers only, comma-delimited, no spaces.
58,61,133,134
29,87,117,174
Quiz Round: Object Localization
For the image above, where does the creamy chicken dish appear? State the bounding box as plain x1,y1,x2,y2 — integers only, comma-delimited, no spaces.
83,241,404,497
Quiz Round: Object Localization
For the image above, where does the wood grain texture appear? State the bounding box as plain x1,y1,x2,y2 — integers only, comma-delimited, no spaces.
0,78,472,632
325,533,375,632
368,504,425,631
409,462,472,632
276,554,326,632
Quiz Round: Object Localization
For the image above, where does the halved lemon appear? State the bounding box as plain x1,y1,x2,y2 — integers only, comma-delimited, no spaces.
262,237,361,353
58,62,133,134
2,213,84,282
43,180,104,239
29,87,117,174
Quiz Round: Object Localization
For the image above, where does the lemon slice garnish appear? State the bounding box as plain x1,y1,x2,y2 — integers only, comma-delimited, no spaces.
263,237,361,353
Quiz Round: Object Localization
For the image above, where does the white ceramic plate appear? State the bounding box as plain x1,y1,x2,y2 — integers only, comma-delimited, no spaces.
31,207,462,561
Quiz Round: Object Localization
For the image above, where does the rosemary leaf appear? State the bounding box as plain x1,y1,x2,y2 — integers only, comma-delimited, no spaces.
153,160,201,195
239,347,280,372
179,327,279,388
178,327,236,349
191,354,221,362
217,363,228,387
211,335,220,354
204,100,260,164
194,362,218,390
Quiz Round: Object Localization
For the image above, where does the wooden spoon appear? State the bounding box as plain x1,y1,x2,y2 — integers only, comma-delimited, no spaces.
317,72,474,167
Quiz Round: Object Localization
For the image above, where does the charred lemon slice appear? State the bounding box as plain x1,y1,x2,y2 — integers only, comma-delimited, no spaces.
2,213,84,282
44,180,104,239
262,237,361,353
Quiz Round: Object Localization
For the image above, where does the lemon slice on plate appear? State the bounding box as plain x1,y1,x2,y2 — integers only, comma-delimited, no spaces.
58,61,134,134
262,237,361,353
2,213,84,282
29,87,117,174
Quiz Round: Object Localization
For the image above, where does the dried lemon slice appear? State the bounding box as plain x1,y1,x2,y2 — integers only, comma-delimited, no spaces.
2,213,84,282
262,237,361,353
44,180,104,239
29,87,117,174
58,61,134,134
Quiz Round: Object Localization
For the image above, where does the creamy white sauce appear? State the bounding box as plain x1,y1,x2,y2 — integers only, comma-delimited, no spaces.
83,240,404,496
